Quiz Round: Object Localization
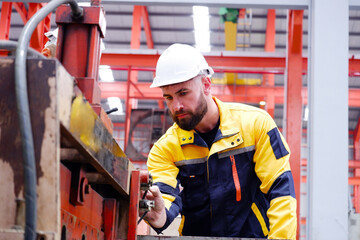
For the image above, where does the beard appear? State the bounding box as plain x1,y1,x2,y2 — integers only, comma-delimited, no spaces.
170,94,208,131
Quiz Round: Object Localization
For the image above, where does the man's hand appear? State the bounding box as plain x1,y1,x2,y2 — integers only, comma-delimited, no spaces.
140,185,167,228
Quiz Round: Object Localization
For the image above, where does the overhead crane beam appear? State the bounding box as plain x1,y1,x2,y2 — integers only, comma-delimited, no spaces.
1,0,309,9
99,82,360,107
100,52,360,75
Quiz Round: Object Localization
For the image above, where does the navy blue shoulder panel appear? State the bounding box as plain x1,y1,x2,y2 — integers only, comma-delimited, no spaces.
267,171,296,200
267,127,289,159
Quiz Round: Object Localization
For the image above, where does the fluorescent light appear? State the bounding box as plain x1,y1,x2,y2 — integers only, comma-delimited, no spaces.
107,97,123,115
193,6,211,52
99,41,115,82
101,40,106,52
259,101,266,106
303,105,309,122
99,65,115,82
78,2,91,6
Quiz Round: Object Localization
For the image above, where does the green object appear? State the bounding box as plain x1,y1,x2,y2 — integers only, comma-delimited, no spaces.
219,8,239,23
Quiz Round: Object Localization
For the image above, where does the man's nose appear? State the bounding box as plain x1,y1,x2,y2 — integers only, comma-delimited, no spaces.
172,99,183,112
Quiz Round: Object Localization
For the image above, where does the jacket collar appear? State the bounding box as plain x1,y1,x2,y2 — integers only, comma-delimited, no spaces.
175,97,243,149
213,97,241,138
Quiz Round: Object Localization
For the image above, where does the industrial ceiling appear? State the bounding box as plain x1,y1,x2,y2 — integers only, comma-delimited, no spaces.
2,1,360,138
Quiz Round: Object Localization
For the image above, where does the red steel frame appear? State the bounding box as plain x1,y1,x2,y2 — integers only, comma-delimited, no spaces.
0,2,51,52
286,10,303,238
55,3,105,106
354,119,360,212
0,2,12,40
128,170,140,240
124,6,154,152
61,164,105,240
0,2,12,56
103,199,118,240
125,6,141,152
101,51,360,76
28,3,52,52
99,81,360,108
263,9,276,117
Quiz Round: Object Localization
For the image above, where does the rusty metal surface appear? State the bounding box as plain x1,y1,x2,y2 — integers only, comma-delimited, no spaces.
0,57,61,233
0,57,132,240
61,124,131,196
0,57,52,198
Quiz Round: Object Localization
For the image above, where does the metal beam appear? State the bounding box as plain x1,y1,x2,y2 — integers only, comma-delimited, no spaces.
130,6,141,49
141,6,154,49
0,2,13,40
13,2,28,24
286,10,304,239
101,51,299,69
103,0,309,8
99,82,360,107
353,118,360,213
307,0,349,238
263,9,276,117
101,51,360,75
354,118,360,161
5,0,360,10
5,0,308,8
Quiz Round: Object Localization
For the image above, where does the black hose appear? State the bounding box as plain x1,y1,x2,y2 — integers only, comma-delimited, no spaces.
15,1,83,239
0,40,45,58
106,107,118,115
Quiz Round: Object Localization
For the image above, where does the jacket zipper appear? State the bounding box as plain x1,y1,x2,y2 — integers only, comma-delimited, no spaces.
207,157,212,219
230,155,241,201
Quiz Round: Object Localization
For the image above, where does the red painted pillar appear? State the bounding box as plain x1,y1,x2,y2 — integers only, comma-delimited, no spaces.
124,67,132,152
55,3,105,106
13,2,27,24
0,2,12,40
141,6,154,49
128,170,140,240
264,9,276,117
28,3,51,52
0,2,12,56
353,119,360,212
286,10,304,240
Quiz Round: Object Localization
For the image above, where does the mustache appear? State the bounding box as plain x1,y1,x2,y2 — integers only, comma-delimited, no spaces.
174,110,190,116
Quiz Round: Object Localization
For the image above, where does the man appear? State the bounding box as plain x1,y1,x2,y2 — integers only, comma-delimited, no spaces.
143,43,297,239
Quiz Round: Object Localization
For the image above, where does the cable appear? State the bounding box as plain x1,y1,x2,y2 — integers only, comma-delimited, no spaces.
138,189,149,225
0,40,45,58
106,107,118,114
138,212,148,225
15,1,83,239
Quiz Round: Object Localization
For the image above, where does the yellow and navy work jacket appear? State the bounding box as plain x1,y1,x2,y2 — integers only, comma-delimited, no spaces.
147,97,297,239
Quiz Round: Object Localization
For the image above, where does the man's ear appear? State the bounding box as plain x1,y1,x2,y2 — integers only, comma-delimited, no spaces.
202,77,212,95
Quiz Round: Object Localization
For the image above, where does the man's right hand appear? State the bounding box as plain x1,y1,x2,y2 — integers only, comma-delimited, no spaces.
141,185,167,228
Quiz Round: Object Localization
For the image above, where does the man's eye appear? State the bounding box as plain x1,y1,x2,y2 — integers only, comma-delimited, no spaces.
180,92,187,96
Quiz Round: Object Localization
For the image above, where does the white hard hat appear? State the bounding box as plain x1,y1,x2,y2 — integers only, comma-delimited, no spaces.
150,43,214,88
